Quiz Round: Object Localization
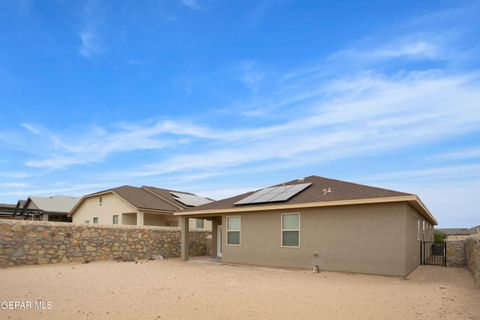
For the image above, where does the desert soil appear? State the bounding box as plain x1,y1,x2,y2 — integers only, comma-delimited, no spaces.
0,258,479,320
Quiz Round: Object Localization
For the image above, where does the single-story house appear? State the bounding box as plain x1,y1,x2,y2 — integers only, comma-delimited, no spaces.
436,225,480,240
69,185,213,229
0,203,24,220
13,196,80,222
175,175,437,277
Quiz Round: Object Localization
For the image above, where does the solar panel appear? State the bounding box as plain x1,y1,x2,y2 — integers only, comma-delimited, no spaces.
267,183,312,202
234,183,311,205
233,187,279,205
170,192,212,207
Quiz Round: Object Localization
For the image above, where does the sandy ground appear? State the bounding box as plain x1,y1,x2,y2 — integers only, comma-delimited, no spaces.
0,259,479,320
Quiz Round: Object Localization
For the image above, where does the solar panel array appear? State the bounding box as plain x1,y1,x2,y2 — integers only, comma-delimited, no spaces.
234,183,312,205
170,192,212,207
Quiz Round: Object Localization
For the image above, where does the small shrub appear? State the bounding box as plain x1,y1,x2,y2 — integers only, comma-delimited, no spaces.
434,231,445,243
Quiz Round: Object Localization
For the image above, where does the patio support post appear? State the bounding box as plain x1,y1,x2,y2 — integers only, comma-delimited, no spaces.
180,216,190,261
137,211,144,226
211,217,220,258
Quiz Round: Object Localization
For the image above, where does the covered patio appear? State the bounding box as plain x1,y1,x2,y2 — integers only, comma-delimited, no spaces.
179,215,223,260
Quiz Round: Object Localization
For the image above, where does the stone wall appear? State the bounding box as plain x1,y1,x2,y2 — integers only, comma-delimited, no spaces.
465,236,480,288
0,220,211,267
446,240,466,267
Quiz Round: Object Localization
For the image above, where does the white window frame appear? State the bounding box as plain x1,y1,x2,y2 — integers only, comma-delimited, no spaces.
93,217,98,224
226,216,241,246
99,196,103,206
112,215,119,225
196,218,204,229
281,213,300,248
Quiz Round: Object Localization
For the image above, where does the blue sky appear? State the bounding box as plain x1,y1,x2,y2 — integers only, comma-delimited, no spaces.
0,0,479,227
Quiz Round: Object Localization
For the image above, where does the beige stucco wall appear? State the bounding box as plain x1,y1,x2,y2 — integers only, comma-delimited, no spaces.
221,202,426,276
72,193,136,225
404,204,433,274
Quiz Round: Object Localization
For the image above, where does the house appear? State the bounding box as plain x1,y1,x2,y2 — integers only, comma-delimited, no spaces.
13,196,80,222
175,175,437,277
0,201,43,220
69,185,213,229
436,225,480,240
0,203,24,220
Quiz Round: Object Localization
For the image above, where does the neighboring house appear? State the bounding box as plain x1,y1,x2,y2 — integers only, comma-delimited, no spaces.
0,201,44,220
69,185,213,229
0,204,24,220
18,196,80,222
436,225,480,239
176,175,437,277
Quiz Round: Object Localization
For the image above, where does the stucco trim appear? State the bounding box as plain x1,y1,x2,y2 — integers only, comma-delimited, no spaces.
175,195,437,225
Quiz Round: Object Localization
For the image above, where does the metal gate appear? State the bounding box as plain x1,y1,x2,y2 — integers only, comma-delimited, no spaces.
420,241,446,266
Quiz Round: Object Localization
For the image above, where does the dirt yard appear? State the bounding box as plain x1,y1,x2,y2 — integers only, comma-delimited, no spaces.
0,259,479,320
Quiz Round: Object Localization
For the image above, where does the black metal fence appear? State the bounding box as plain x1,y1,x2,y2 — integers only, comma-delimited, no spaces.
420,241,446,266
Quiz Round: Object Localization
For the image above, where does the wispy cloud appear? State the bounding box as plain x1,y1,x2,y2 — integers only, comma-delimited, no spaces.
181,0,200,10
235,61,266,91
435,147,480,160
0,182,112,198
21,120,216,169
78,0,104,59
79,29,100,59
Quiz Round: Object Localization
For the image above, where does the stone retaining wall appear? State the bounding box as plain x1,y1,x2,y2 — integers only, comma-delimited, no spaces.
465,236,480,288
446,240,466,267
0,220,211,267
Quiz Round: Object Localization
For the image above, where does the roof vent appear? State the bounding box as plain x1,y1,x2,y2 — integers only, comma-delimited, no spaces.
322,187,332,196
298,177,305,182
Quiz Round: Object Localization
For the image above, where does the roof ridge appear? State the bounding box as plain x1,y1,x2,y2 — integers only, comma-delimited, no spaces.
141,186,184,210
304,175,412,195
142,185,195,195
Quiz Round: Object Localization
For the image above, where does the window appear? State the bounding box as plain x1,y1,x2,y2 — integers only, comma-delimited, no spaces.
93,217,98,224
282,213,300,247
196,219,204,229
417,220,421,241
165,220,178,227
84,220,90,224
99,196,103,206
112,215,119,225
226,216,241,245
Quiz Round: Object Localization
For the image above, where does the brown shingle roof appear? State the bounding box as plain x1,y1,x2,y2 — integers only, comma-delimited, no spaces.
71,185,211,214
110,186,181,211
186,175,411,212
142,186,192,210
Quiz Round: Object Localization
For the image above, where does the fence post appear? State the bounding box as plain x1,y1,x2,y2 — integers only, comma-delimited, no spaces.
444,242,447,267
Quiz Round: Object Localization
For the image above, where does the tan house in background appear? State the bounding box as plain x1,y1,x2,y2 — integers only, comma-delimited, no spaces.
69,185,212,230
176,176,437,276
13,196,80,222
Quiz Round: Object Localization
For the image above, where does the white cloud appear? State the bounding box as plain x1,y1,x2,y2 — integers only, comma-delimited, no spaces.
181,0,199,10
22,120,217,169
435,147,480,160
78,0,104,59
79,29,100,59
